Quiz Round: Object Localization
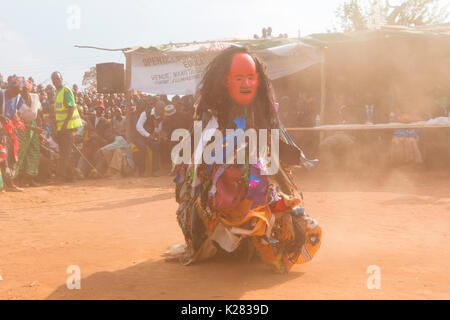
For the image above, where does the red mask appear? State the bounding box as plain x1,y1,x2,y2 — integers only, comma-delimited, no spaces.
226,53,259,105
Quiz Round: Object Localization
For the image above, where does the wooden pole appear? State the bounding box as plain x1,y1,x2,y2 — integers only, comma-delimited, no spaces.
319,48,326,142
125,52,133,142
319,52,326,122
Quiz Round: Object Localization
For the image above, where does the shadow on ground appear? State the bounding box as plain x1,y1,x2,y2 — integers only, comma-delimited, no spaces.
46,255,304,300
78,192,174,212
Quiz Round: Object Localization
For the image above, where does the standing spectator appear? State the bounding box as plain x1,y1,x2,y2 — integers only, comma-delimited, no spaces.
84,95,93,112
0,74,6,89
104,94,111,109
72,84,79,96
134,100,163,177
15,80,42,187
160,104,186,173
40,91,51,114
0,75,26,191
45,84,56,105
51,71,83,182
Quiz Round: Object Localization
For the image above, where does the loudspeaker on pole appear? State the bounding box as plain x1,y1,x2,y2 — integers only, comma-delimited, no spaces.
96,62,125,93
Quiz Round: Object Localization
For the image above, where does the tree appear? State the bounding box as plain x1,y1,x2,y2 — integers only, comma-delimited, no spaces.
82,66,97,91
335,0,449,32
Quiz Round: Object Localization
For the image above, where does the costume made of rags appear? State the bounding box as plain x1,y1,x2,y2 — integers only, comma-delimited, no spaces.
166,106,322,273
0,76,26,178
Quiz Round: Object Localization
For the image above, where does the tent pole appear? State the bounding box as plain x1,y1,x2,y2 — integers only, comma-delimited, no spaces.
319,58,326,122
319,52,326,143
125,52,133,142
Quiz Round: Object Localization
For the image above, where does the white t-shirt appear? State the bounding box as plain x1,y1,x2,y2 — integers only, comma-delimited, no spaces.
18,93,42,121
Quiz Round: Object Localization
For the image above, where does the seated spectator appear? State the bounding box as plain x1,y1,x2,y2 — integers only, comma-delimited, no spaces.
93,135,135,178
318,107,355,170
75,103,114,178
319,132,355,170
111,108,126,137
389,108,424,167
105,109,112,120
37,127,59,183
390,129,423,166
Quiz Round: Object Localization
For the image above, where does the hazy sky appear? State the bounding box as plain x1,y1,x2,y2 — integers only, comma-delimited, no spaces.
0,0,344,87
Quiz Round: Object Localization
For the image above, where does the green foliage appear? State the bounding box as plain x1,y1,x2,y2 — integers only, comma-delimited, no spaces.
82,66,96,90
335,0,449,32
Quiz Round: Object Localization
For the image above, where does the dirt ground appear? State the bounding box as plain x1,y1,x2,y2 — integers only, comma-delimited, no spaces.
0,168,449,300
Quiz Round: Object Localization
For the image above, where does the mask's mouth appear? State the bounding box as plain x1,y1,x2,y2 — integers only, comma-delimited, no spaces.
239,88,252,95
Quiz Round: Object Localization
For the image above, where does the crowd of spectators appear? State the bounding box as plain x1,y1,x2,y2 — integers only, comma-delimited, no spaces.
1,69,449,193
0,72,195,192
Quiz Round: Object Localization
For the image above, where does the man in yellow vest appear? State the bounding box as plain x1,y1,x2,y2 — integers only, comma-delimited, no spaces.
51,71,83,182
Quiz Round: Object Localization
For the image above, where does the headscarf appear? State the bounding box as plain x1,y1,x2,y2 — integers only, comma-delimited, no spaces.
8,75,25,91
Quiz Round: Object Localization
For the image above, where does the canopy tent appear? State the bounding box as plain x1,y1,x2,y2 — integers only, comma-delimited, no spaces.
75,25,450,143
297,25,450,124
302,25,450,46
75,24,450,118
123,38,324,95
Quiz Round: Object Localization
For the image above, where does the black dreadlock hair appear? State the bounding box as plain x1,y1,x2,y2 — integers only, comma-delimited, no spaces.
196,46,280,131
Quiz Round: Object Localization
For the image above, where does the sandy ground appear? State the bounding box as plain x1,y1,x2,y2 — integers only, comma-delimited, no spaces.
0,168,449,300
